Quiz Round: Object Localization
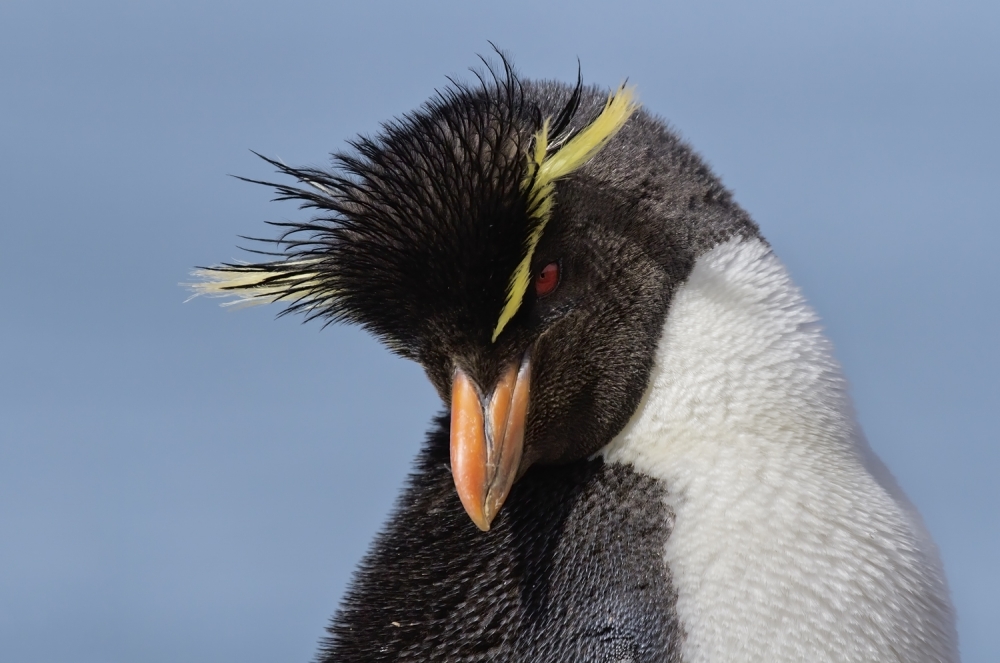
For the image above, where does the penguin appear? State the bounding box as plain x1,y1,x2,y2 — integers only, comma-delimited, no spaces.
192,57,959,662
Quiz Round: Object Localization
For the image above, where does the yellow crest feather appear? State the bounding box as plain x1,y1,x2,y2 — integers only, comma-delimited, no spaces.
492,85,639,341
187,259,327,308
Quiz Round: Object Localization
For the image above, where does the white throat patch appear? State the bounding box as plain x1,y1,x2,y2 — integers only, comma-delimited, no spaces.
601,238,958,663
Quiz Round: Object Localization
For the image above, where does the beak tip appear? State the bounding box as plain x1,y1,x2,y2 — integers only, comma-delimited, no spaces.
465,503,495,532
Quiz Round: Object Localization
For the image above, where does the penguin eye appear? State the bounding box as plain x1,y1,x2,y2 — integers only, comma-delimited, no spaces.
534,262,560,297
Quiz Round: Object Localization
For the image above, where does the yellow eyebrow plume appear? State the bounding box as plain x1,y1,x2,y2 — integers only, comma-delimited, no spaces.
187,259,328,308
492,85,639,342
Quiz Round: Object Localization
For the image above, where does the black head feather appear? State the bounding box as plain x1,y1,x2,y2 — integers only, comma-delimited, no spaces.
211,58,590,368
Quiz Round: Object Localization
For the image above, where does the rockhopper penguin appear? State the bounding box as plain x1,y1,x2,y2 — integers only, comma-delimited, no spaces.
193,58,959,662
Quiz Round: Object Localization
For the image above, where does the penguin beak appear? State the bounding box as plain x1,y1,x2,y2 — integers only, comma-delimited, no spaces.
449,356,530,531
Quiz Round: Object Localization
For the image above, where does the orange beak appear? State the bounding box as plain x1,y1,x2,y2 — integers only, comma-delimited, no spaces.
449,357,530,531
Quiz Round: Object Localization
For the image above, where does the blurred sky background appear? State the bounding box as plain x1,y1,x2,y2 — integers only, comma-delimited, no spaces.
1,1,997,661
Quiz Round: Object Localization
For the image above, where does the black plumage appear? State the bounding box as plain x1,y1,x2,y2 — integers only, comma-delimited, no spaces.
323,416,681,662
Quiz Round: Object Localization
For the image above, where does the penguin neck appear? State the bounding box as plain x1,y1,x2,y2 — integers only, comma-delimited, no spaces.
600,237,957,663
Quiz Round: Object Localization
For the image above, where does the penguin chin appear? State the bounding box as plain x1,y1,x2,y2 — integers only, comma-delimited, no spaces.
517,319,667,468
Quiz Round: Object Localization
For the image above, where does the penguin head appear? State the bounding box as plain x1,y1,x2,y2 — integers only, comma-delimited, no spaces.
194,60,754,530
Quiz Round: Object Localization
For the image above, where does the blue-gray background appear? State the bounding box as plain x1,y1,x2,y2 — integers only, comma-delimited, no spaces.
1,1,996,661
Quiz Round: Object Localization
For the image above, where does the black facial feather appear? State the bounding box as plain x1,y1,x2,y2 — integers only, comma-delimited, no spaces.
217,59,587,371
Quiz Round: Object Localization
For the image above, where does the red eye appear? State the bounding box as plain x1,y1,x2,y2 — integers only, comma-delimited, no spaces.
534,262,560,297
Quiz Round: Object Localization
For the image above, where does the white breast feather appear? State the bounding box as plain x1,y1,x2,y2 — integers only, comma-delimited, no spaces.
601,238,959,663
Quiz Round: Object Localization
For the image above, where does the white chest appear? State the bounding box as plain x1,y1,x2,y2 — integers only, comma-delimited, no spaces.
601,238,958,663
